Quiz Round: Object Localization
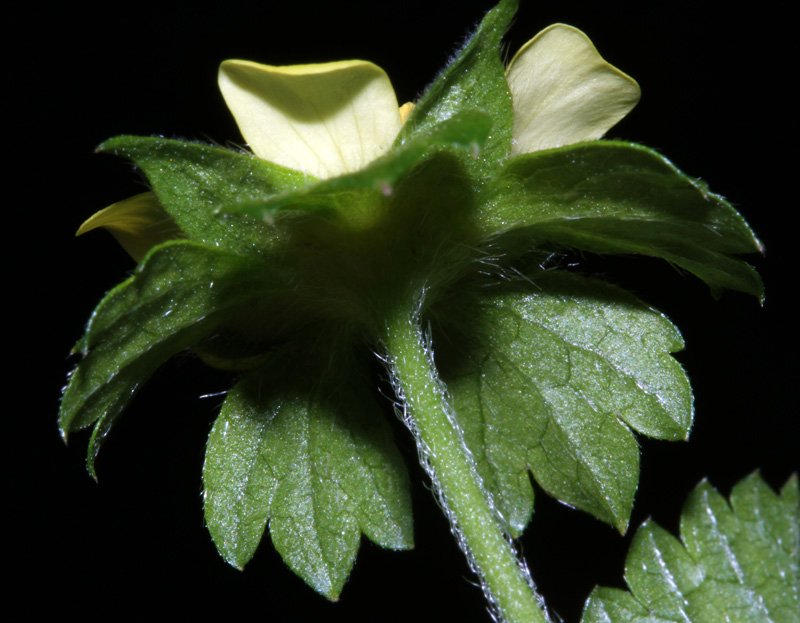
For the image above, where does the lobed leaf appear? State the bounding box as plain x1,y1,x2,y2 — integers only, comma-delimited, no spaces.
203,360,412,600
435,271,692,534
582,473,800,623
98,136,308,254
482,141,763,298
60,240,273,474
398,0,516,173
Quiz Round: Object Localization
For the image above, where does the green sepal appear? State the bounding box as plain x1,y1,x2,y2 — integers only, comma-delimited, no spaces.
582,473,800,623
482,141,764,299
222,110,491,223
60,240,272,475
435,271,692,534
398,0,516,174
203,353,413,600
97,136,308,255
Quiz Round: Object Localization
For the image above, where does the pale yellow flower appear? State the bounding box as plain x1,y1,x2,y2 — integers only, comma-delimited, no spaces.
78,24,638,251
217,23,638,177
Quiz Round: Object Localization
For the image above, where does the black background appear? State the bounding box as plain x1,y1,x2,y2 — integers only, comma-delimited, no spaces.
11,1,796,621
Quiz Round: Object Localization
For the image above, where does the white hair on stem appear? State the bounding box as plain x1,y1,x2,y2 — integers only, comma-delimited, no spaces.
380,286,546,623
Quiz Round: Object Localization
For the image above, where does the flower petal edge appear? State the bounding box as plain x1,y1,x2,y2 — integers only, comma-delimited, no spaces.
77,192,180,262
507,23,641,154
219,59,403,179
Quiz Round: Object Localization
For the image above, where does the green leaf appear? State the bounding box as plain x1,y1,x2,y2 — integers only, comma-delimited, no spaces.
203,359,413,600
60,240,271,474
224,110,491,222
98,136,308,254
582,473,800,623
398,0,516,172
482,141,763,298
435,271,691,534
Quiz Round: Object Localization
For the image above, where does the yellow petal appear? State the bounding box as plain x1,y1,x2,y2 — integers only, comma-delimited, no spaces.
77,192,180,262
507,24,641,154
219,59,402,179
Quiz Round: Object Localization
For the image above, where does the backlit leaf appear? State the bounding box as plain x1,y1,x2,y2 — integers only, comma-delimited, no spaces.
482,141,763,298
204,359,413,599
98,136,308,254
398,0,516,172
435,271,691,534
582,473,799,623
60,241,273,474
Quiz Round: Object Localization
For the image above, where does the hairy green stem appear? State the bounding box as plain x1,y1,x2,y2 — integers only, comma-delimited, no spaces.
383,307,548,623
